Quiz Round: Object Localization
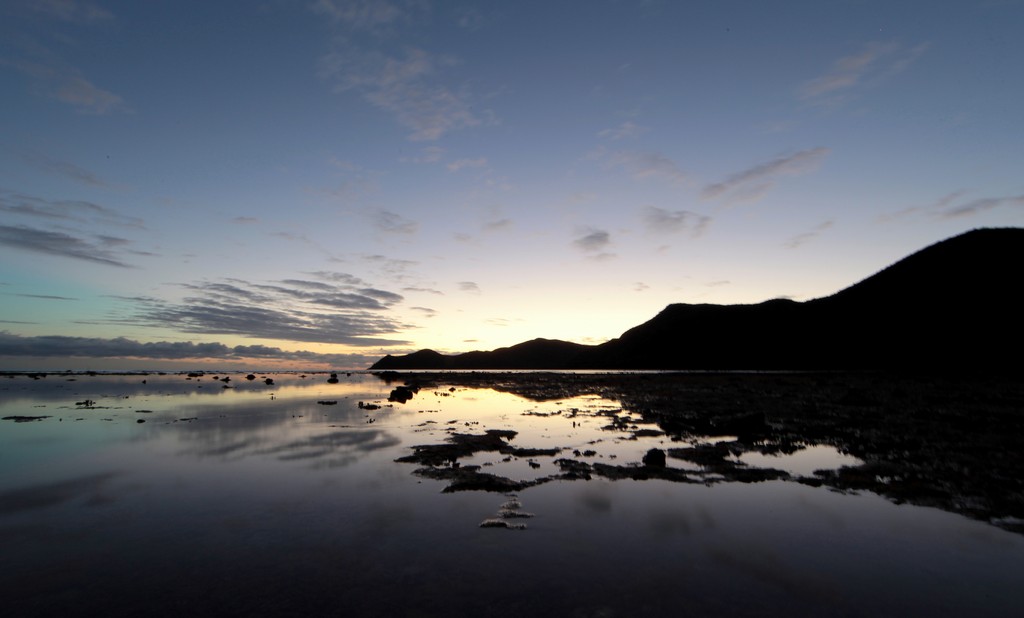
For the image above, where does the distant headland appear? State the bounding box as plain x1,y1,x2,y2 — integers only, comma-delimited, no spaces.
371,228,1023,371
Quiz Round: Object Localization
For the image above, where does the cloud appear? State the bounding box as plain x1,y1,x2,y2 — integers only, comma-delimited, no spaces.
800,41,929,106
573,229,611,252
403,286,444,295
410,306,437,317
361,254,418,275
0,331,370,366
598,121,646,141
12,293,78,301
878,191,1024,222
21,152,108,187
784,220,834,249
592,148,687,183
483,218,512,232
2,57,127,114
457,281,481,294
310,0,413,30
642,206,711,237
28,0,114,22
0,224,134,267
633,282,649,292
0,191,144,228
306,271,367,286
402,146,445,164
456,7,486,30
701,148,829,204
232,216,260,224
940,194,1024,219
319,45,481,141
876,191,966,223
447,157,487,172
126,276,410,347
373,210,418,234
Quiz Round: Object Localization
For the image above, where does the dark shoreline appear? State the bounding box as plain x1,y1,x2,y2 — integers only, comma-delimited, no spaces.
377,370,1024,534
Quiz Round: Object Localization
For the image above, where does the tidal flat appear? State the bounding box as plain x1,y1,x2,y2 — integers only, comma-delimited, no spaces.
2,370,1023,617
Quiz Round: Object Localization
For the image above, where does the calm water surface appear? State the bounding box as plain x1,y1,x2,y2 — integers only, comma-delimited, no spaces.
1,372,1021,617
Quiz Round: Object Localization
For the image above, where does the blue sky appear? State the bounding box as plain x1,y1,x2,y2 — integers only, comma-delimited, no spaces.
1,0,1022,370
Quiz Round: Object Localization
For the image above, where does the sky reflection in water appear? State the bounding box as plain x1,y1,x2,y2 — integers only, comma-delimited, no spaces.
1,372,1022,617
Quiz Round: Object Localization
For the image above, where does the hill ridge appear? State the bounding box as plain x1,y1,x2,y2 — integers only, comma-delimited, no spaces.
371,228,1023,370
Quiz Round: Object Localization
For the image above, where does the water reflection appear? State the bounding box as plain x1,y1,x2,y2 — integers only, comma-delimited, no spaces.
2,371,1023,617
378,371,1024,534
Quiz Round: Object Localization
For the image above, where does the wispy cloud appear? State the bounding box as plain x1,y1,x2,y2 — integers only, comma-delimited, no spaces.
11,293,78,301
483,218,512,232
0,192,143,228
28,0,114,22
800,41,929,106
311,0,413,31
784,220,834,249
642,206,711,237
701,148,829,204
402,286,444,296
21,152,108,187
598,121,647,141
878,191,1024,222
319,44,481,141
410,306,437,317
456,7,486,31
126,275,410,347
592,148,688,184
360,254,419,276
457,281,481,294
940,194,1024,219
373,210,418,234
401,146,445,164
447,157,487,172
0,224,135,267
0,331,369,366
1,56,127,114
876,191,966,223
572,228,614,261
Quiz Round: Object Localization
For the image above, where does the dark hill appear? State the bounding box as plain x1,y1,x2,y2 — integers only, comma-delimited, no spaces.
370,228,1023,370
372,338,591,370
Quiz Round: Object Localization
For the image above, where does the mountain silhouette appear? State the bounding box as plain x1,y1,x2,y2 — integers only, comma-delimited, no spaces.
370,228,1023,370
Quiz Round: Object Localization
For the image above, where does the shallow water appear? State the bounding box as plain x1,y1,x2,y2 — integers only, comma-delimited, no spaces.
2,372,1022,617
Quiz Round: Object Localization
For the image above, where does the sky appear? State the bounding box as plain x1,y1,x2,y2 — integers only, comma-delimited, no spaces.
1,0,1022,370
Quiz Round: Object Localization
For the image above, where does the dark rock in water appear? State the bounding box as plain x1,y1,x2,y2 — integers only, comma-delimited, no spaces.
327,377,339,384
642,448,666,467
75,399,96,407
388,385,417,403
137,419,146,423
246,374,256,381
264,378,274,385
358,402,381,410
479,518,527,530
317,400,338,405
3,415,51,422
